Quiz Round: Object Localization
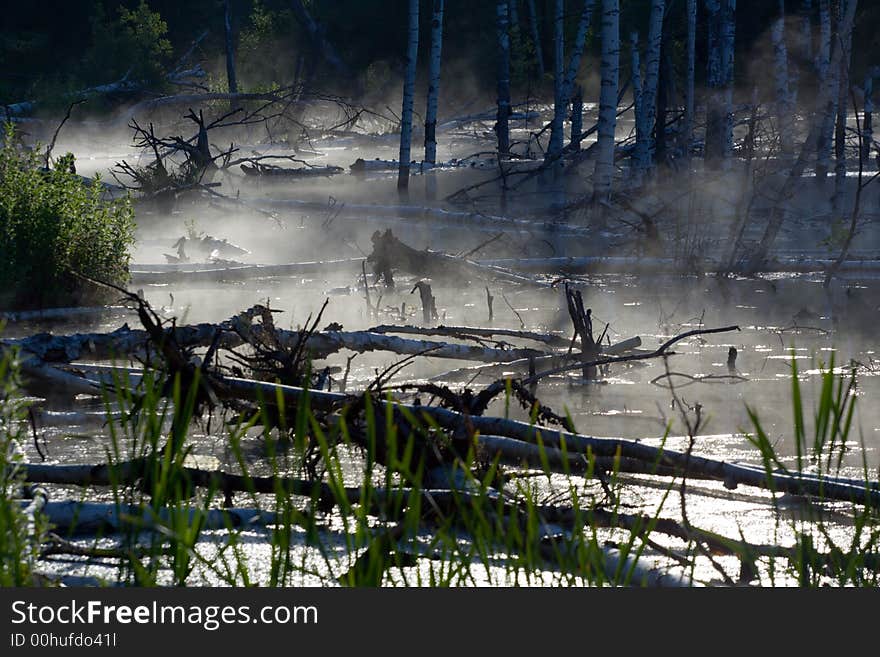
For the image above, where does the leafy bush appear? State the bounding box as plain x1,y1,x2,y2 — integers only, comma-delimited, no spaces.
0,124,135,309
82,1,173,86
0,349,42,586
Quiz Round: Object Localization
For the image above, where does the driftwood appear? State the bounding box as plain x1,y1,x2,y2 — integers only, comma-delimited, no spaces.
130,258,363,284
367,228,547,288
215,375,880,508
367,324,573,349
240,163,344,177
478,256,880,275
3,321,557,367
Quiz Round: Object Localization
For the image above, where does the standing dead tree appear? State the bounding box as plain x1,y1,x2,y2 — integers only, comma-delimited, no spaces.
398,0,421,191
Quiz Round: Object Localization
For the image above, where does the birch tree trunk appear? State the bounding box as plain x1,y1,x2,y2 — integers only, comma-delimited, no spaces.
816,0,835,180
593,0,620,204
224,0,238,94
832,0,854,219
704,0,724,166
397,0,420,191
682,0,697,160
863,74,874,162
495,0,512,157
772,0,794,162
570,86,584,150
424,0,445,166
547,0,566,167
720,0,737,165
526,0,545,77
634,0,665,176
563,1,597,104
631,32,644,174
747,0,858,271
548,0,595,165
509,0,519,27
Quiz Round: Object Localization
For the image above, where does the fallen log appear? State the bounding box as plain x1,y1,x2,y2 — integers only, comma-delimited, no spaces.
367,228,548,288
478,256,880,275
429,336,643,382
130,259,365,284
3,321,556,366
0,306,134,323
241,163,344,177
217,376,880,508
367,324,573,349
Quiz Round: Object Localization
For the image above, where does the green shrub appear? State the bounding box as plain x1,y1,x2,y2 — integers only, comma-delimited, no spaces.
81,1,173,86
0,349,42,586
0,124,135,309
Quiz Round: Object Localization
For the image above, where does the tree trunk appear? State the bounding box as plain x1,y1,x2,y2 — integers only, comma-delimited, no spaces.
570,86,584,150
548,0,596,165
289,0,351,78
704,0,724,166
682,0,697,160
816,0,835,180
631,32,644,174
495,0,512,157
425,0,445,166
634,0,665,176
832,0,854,219
593,0,620,204
747,0,858,270
397,0,420,191
509,0,519,27
526,0,545,77
224,0,238,94
547,0,566,167
772,0,793,162
720,0,737,164
863,73,874,162
800,0,813,67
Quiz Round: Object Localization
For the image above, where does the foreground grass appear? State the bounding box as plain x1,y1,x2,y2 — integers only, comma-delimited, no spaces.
2,348,880,587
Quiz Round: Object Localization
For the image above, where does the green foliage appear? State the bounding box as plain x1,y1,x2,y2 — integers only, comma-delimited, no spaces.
82,1,173,85
0,349,43,586
0,124,135,309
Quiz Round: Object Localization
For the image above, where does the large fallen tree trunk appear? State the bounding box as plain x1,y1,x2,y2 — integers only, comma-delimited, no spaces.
130,259,365,284
2,322,560,366
216,376,880,508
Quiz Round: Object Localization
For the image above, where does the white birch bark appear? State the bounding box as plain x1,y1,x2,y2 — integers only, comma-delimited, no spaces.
833,0,855,218
816,0,835,180
634,0,665,175
496,0,512,156
704,0,724,165
397,0,420,191
748,0,858,269
593,0,620,203
526,0,545,77
772,0,794,161
547,0,566,168
631,32,644,174
548,0,595,167
563,1,597,103
570,86,584,150
424,0,445,165
682,0,696,160
549,0,596,162
720,0,737,165
863,74,874,162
